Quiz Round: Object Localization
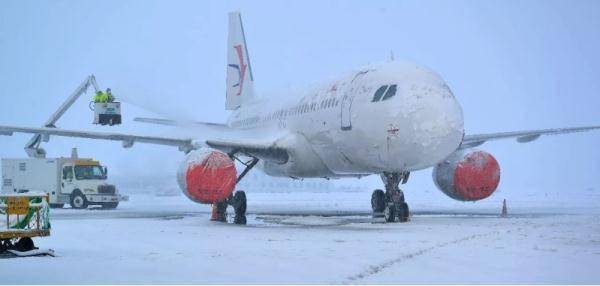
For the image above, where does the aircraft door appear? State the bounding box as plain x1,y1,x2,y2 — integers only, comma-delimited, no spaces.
341,69,370,131
340,94,353,131
340,70,371,131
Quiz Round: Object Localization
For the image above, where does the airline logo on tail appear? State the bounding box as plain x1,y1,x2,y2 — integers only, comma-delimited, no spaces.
228,44,247,96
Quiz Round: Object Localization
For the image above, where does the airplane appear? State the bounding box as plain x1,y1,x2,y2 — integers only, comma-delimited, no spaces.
1,12,599,224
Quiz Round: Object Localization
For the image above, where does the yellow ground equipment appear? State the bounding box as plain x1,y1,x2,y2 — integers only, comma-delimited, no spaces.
0,192,50,252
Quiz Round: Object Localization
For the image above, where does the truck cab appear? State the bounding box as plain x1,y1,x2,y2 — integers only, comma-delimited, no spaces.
60,160,120,209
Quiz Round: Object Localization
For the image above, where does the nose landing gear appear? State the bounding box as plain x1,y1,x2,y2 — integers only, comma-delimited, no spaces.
372,172,410,223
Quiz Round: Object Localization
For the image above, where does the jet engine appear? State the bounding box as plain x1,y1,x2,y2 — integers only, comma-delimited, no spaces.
176,148,237,204
432,149,500,201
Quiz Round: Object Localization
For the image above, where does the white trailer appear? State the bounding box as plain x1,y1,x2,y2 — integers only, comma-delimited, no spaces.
1,155,125,209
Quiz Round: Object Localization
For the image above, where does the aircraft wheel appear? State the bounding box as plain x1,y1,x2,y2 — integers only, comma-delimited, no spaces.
233,191,247,225
371,189,385,213
233,191,247,214
398,202,410,222
234,214,247,225
384,204,396,223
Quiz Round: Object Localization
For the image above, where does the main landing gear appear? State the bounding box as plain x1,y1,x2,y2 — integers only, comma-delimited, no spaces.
211,156,258,225
371,172,410,223
210,190,247,224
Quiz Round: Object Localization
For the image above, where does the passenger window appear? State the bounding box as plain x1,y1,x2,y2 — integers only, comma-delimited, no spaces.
371,85,388,102
382,84,397,101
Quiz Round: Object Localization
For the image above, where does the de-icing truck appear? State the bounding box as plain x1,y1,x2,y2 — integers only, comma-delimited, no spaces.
1,150,126,209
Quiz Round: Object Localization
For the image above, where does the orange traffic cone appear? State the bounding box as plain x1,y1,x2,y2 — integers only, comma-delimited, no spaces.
210,203,219,221
501,199,508,217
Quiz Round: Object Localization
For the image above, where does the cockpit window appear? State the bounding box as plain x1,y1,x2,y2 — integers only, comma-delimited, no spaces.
381,84,397,101
371,85,388,102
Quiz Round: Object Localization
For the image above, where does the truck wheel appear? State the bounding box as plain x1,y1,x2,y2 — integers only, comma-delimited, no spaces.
102,202,119,209
70,191,88,209
15,237,34,252
50,204,64,209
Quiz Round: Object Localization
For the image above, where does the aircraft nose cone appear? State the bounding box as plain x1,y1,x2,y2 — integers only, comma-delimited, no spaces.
394,81,464,170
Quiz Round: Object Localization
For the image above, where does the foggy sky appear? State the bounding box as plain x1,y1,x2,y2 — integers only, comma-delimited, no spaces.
1,0,599,195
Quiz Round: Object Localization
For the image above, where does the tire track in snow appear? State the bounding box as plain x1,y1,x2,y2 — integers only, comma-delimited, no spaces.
342,230,500,284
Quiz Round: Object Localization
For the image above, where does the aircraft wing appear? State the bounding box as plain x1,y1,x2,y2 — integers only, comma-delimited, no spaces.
460,125,600,149
0,125,198,152
132,118,290,163
0,125,290,163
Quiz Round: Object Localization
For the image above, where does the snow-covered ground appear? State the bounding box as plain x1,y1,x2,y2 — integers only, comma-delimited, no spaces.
2,188,600,284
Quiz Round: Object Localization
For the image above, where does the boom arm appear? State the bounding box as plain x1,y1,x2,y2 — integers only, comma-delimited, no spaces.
25,75,101,158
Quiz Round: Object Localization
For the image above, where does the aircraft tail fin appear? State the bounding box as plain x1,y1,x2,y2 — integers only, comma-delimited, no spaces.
226,11,255,110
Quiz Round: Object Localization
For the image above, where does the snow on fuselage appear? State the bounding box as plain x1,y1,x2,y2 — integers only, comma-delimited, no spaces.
226,61,465,178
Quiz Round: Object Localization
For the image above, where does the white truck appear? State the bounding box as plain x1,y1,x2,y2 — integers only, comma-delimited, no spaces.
1,156,125,209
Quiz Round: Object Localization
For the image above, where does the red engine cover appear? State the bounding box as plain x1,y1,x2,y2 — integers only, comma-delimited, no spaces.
453,151,500,200
177,149,237,204
433,149,501,201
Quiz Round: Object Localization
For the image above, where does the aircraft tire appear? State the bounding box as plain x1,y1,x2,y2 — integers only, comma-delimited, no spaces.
233,191,247,225
398,202,410,222
233,191,247,214
234,214,247,225
371,189,385,213
384,205,396,223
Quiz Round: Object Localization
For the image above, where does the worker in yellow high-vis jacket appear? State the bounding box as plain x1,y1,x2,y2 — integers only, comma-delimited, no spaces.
94,90,108,103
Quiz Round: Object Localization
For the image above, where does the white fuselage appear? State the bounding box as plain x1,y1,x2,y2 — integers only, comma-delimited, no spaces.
226,61,465,178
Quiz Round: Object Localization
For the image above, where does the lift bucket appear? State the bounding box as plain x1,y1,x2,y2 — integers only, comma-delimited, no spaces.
93,102,122,126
